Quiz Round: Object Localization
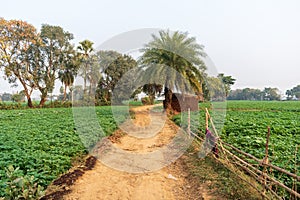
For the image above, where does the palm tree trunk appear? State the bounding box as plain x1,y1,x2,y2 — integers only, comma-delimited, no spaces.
63,84,67,101
164,86,173,111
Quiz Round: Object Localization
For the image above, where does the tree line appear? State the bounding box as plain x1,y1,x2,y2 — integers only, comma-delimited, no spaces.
1,18,237,110
228,85,300,101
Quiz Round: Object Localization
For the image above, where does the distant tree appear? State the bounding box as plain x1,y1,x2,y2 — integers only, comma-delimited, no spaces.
204,76,226,101
142,84,163,104
12,91,25,102
217,73,236,97
228,88,264,100
58,54,80,101
263,87,280,101
77,39,94,95
291,85,300,100
86,55,101,96
0,18,38,107
73,85,84,100
96,51,137,104
285,89,293,100
1,93,12,101
59,70,74,101
139,30,206,112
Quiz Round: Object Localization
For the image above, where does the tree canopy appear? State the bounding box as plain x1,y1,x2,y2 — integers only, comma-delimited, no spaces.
0,18,38,107
139,30,207,111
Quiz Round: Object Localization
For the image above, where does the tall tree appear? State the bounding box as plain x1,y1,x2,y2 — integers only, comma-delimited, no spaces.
58,50,80,101
59,69,75,101
29,24,75,106
77,39,94,95
217,73,236,97
139,30,206,111
96,51,137,104
87,55,101,96
0,18,37,107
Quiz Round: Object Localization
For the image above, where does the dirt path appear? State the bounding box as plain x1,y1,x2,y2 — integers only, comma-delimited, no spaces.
63,105,204,200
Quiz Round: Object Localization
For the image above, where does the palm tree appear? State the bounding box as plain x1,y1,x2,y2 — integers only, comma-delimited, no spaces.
59,69,75,101
87,55,102,96
77,40,94,95
142,84,163,105
139,30,206,111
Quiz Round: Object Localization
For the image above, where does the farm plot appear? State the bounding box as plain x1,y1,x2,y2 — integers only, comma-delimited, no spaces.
0,106,125,196
173,101,300,194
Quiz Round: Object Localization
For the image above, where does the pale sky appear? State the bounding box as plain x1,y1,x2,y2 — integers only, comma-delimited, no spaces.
1,0,300,95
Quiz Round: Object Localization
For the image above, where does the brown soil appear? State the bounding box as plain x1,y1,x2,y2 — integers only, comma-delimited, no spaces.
44,105,219,200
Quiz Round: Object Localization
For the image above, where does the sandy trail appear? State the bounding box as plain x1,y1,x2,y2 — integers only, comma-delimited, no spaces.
64,105,199,200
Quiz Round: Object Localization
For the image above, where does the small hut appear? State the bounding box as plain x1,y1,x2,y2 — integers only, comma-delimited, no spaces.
164,93,199,112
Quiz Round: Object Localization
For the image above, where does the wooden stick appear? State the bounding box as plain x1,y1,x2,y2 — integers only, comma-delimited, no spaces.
293,145,298,200
205,108,226,154
223,147,300,198
205,110,208,130
217,155,272,200
187,108,191,137
262,126,271,198
221,141,300,181
190,131,204,142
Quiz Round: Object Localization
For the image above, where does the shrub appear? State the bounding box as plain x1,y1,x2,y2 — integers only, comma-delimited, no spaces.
2,165,45,200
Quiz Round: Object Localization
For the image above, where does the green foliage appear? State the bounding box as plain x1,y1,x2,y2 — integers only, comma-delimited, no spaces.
0,106,123,197
139,30,207,109
217,73,236,97
203,76,226,101
96,52,137,104
11,93,25,103
32,24,76,106
2,165,45,199
0,18,37,108
286,84,300,100
173,101,300,195
228,87,281,101
128,101,143,106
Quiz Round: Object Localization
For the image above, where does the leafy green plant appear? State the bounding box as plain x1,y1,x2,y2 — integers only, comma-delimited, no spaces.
2,165,45,200
0,106,126,196
173,100,300,196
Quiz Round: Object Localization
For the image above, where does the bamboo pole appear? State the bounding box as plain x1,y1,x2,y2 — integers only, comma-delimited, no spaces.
190,131,204,142
187,108,191,137
223,147,300,198
221,141,300,181
292,145,298,200
262,126,271,198
193,107,299,198
205,110,208,130
205,108,226,155
217,154,272,200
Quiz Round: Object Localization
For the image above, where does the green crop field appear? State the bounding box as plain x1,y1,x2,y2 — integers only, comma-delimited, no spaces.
173,100,300,196
0,101,299,198
0,106,127,197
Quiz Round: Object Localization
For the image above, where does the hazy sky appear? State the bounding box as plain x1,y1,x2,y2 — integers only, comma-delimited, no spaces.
1,0,299,94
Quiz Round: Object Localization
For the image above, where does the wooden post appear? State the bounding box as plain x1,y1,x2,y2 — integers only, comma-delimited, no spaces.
262,126,271,199
293,145,298,200
205,108,209,130
187,108,191,137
